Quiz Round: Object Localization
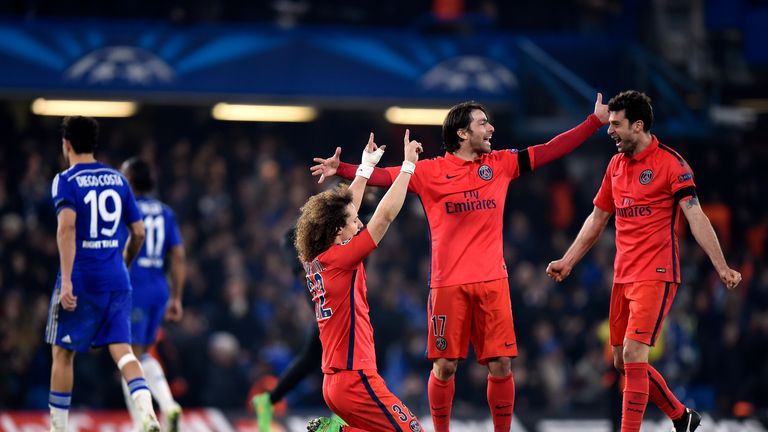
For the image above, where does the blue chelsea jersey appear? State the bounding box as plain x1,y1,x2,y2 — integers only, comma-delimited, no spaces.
129,196,182,303
51,162,142,284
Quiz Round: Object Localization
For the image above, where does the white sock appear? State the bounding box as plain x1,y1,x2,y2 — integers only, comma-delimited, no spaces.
140,353,178,414
126,377,158,425
48,391,71,432
121,378,143,430
49,406,68,432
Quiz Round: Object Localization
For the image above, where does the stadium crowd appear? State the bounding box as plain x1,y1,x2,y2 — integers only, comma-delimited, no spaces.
0,105,765,423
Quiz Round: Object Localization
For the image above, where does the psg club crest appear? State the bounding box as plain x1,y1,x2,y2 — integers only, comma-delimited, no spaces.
478,164,493,181
435,337,448,351
410,420,422,431
639,169,653,185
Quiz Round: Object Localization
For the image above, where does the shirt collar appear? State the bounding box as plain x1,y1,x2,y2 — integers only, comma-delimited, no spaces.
445,151,480,166
626,134,659,162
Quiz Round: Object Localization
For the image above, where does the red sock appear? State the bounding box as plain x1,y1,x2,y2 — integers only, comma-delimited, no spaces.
622,362,649,432
487,373,515,432
428,371,454,432
647,365,685,420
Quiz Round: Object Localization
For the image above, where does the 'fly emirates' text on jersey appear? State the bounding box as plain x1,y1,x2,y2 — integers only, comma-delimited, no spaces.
593,135,696,283
51,162,142,286
381,151,519,288
373,116,603,288
304,229,378,373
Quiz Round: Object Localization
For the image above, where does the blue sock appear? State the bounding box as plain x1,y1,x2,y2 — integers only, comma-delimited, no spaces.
49,391,72,409
127,377,150,395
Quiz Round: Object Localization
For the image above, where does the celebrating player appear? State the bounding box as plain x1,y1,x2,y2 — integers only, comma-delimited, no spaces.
546,90,741,432
312,94,609,431
46,116,160,432
298,131,424,432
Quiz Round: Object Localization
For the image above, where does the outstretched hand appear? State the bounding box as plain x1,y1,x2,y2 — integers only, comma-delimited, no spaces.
310,147,341,184
361,132,386,167
594,92,609,124
403,129,423,163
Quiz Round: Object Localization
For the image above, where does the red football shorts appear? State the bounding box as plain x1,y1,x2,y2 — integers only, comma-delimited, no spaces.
426,278,518,363
609,280,678,347
323,370,423,432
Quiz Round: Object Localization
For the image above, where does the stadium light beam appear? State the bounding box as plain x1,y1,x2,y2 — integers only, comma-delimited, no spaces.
212,103,318,122
385,107,449,126
31,98,138,117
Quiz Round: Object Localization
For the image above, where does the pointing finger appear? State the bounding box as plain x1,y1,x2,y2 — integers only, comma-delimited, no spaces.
596,92,602,104
404,129,410,144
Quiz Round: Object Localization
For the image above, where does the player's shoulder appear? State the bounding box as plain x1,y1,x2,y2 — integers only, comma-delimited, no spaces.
654,141,689,168
65,163,127,183
487,149,518,162
137,196,169,216
416,155,444,167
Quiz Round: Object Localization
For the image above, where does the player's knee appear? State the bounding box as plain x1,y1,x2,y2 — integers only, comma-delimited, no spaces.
433,359,458,379
52,347,76,364
622,341,648,363
487,356,512,377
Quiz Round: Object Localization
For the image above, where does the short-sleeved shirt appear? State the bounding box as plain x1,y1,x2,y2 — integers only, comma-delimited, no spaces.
593,135,696,283
51,162,143,289
380,150,523,288
305,229,378,373
129,196,183,305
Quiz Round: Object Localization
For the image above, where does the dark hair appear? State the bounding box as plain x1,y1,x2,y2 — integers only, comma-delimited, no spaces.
61,116,99,154
122,157,155,194
607,90,654,131
442,101,487,153
295,184,353,263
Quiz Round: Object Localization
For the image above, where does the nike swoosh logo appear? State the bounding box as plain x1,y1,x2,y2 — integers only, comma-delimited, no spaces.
613,172,621,177
504,342,515,347
627,401,644,405
446,174,458,179
634,329,649,335
495,404,513,409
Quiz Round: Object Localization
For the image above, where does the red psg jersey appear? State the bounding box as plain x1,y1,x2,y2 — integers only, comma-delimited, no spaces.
593,135,696,283
304,229,378,373
381,150,524,288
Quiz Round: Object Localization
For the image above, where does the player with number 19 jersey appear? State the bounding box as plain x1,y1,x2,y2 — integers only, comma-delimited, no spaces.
46,162,142,351
128,197,182,345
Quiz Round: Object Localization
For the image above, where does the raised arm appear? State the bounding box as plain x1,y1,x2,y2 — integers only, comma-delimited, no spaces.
526,93,609,171
366,130,423,245
165,244,186,321
123,219,145,268
57,208,78,311
680,197,742,289
311,147,394,187
347,132,386,210
546,205,613,282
